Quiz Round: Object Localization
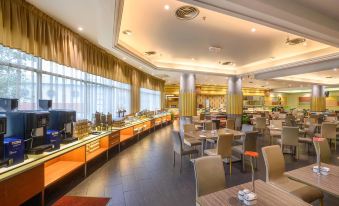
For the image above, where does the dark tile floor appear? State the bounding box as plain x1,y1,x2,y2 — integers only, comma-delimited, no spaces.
66,120,339,206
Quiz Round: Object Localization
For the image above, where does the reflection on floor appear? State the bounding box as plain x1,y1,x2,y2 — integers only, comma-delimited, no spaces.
66,120,339,206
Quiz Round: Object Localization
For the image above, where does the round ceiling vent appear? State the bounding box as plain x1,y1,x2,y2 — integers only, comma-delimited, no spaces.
175,6,199,20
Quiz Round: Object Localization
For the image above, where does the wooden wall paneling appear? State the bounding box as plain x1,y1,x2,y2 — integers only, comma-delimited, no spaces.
0,164,44,206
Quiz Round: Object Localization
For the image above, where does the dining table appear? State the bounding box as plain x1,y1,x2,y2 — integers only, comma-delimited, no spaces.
197,180,311,206
285,163,339,198
184,128,245,157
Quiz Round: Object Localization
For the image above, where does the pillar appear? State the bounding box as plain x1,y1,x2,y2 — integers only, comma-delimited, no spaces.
311,85,326,112
227,77,243,128
179,73,196,117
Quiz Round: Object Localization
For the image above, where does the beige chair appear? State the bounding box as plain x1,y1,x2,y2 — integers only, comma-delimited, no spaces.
270,120,283,129
171,132,199,173
200,113,205,120
183,124,202,148
277,126,299,159
313,138,331,164
321,123,337,151
226,119,235,130
194,156,226,198
204,121,213,130
299,124,316,153
262,145,324,205
232,131,258,171
255,117,266,134
204,134,234,175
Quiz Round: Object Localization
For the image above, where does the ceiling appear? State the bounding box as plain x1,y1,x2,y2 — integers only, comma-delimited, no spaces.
275,69,339,85
26,0,339,92
119,0,335,75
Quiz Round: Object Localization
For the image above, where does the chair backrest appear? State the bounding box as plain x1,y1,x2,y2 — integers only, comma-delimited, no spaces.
256,117,266,129
325,116,337,122
261,145,285,182
278,113,286,119
200,113,205,120
216,133,233,158
204,121,213,130
313,138,331,164
183,124,195,132
243,131,258,152
194,156,226,197
281,126,299,146
270,120,282,129
226,119,235,130
242,124,254,132
171,131,183,155
212,119,220,129
192,116,200,122
321,123,336,140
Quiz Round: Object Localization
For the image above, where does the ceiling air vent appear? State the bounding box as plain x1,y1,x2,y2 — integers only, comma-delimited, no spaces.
175,6,199,20
220,61,235,66
144,51,157,56
285,37,306,45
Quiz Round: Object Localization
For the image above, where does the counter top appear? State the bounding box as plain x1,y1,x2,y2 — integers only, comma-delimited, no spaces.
0,131,112,182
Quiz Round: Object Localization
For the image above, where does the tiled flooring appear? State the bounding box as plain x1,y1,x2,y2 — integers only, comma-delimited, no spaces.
66,120,339,206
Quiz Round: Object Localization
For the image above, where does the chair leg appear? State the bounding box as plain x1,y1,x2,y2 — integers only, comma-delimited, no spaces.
173,152,176,168
229,157,232,176
320,197,324,206
242,154,245,171
180,155,182,174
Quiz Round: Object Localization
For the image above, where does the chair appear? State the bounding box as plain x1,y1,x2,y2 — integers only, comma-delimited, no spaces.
200,113,205,120
204,134,234,175
226,119,235,130
321,123,337,151
270,120,283,129
194,156,226,198
255,117,266,134
313,138,331,164
232,131,258,171
234,124,254,145
212,119,220,130
171,132,199,173
277,126,299,159
183,124,202,148
262,145,324,205
299,124,316,152
204,121,213,130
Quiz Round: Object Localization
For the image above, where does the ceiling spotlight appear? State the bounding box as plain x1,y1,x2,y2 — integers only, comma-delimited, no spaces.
123,57,127,60
251,28,256,33
164,5,170,10
303,42,308,46
77,27,83,31
326,76,333,78
191,58,195,61
122,30,133,36
334,68,337,71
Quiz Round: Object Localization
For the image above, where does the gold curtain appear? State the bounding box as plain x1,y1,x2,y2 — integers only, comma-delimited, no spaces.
0,0,164,90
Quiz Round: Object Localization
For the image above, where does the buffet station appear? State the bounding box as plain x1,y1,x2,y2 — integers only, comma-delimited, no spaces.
0,98,172,205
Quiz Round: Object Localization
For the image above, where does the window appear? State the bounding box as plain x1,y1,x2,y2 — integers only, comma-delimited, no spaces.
0,45,131,119
140,88,161,111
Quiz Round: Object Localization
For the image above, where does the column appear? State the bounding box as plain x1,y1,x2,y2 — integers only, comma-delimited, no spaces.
179,73,196,117
311,85,326,112
227,76,243,124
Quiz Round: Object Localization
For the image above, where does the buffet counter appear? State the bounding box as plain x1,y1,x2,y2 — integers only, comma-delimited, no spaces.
0,113,172,205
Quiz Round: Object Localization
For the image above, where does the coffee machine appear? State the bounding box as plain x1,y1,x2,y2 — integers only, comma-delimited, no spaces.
0,115,9,167
49,110,77,144
5,111,53,154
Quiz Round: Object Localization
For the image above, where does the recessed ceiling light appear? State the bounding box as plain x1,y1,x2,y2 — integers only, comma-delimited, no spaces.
251,28,256,32
164,5,170,10
326,76,333,78
122,30,132,35
334,68,337,71
123,57,127,60
191,58,195,61
77,27,83,31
